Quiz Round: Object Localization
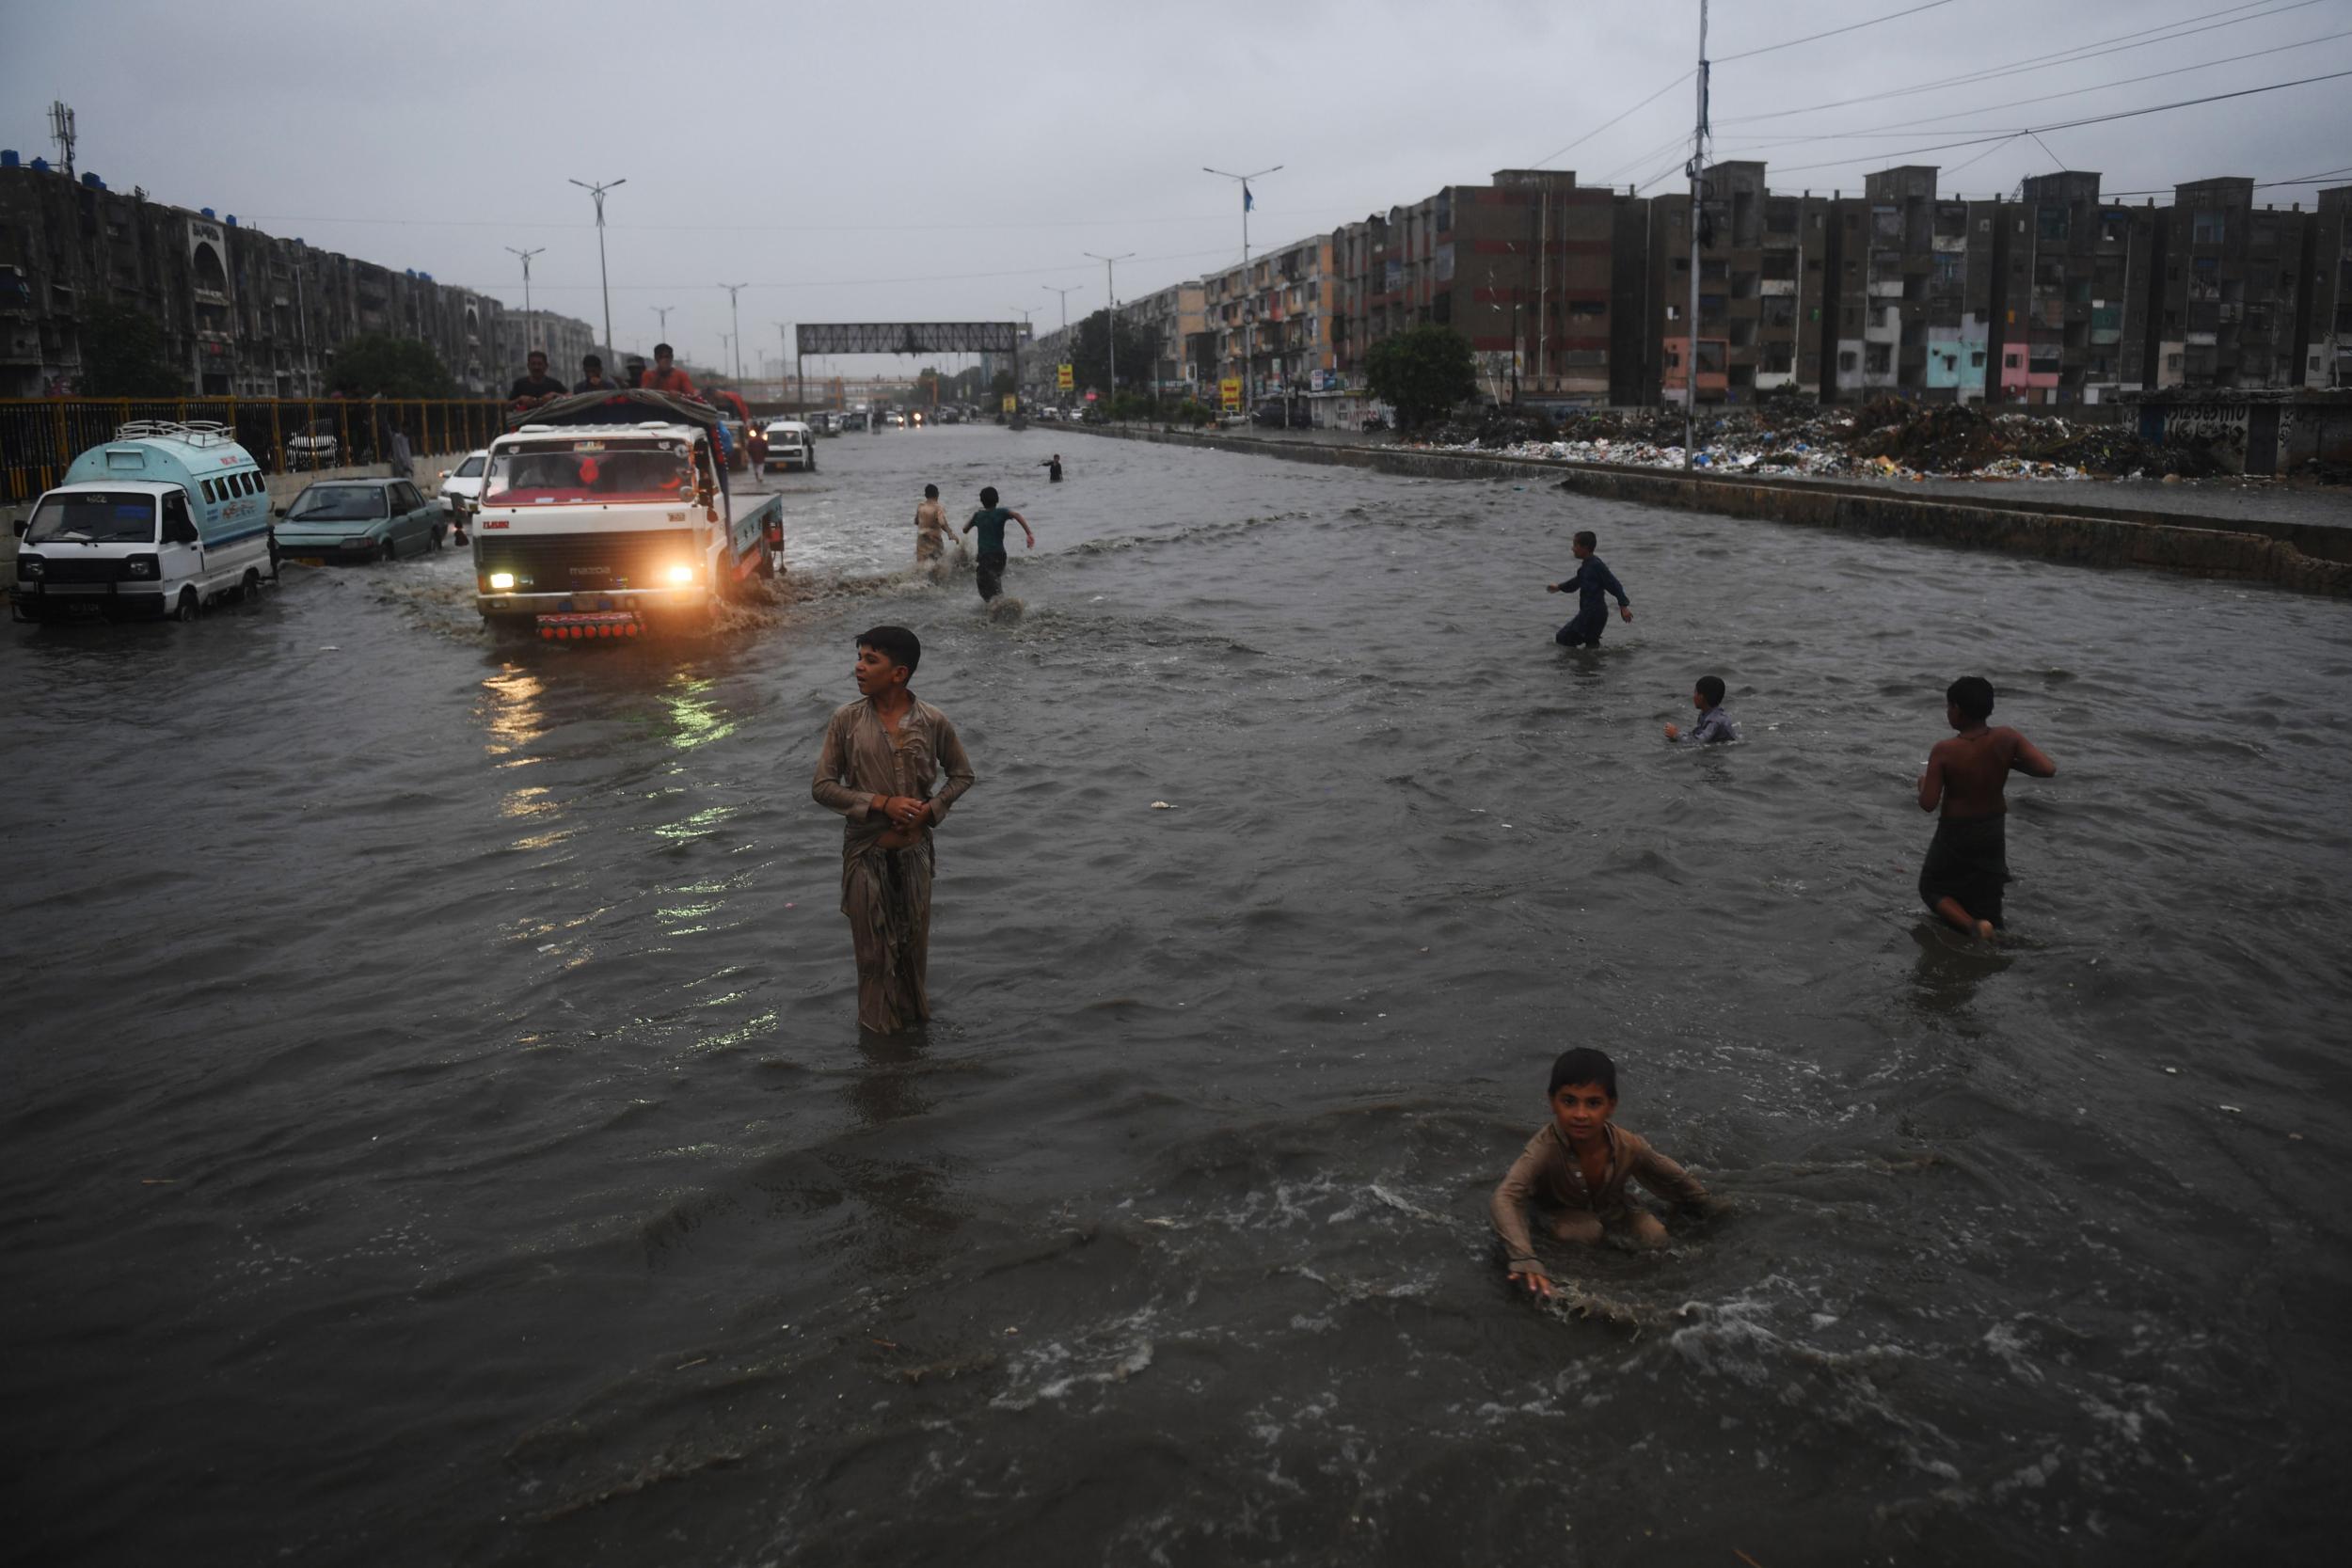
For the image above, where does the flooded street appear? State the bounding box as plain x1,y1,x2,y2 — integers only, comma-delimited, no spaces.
5,421,2349,1565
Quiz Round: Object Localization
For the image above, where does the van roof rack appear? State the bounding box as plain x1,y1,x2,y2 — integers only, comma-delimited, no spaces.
113,419,237,446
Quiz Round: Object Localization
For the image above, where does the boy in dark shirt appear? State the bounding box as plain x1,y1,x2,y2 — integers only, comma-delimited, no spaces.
1917,675,2058,940
1546,530,1631,646
961,484,1034,602
1665,673,1740,744
1492,1048,1712,1298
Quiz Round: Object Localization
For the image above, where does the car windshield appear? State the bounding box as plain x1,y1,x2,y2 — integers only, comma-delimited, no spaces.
454,455,485,478
26,492,156,544
484,439,693,505
287,486,389,521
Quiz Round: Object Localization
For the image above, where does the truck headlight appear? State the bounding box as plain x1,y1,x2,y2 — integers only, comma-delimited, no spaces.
488,571,516,591
666,564,696,584
126,554,158,578
18,555,42,578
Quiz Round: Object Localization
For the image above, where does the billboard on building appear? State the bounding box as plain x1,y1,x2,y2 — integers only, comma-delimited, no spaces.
1218,376,1243,410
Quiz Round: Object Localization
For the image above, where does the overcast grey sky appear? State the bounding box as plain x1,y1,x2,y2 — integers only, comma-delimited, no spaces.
4,0,2346,376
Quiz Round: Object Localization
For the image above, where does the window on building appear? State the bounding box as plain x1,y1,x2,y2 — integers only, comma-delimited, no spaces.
2167,353,2183,372
1665,303,1681,321
1866,343,1891,372
2037,206,2069,243
1838,350,1858,372
1673,257,1689,271
2192,210,2226,245
1970,351,1985,368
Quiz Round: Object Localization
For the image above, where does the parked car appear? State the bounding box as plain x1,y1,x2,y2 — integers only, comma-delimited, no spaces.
1252,396,1312,430
274,478,444,563
437,451,488,517
762,419,817,473
285,420,340,469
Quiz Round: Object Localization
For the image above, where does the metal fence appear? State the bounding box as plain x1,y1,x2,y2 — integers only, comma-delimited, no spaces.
0,398,510,505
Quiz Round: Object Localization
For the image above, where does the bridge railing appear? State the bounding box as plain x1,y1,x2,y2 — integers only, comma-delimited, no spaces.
0,398,510,504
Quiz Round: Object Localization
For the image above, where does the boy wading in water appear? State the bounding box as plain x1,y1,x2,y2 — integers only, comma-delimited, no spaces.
961,485,1034,603
1491,1048,1713,1299
1916,675,2058,941
812,626,977,1033
1546,530,1632,647
914,483,953,568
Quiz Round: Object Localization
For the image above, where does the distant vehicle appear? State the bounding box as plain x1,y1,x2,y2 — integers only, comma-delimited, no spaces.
812,412,840,436
437,451,488,517
274,478,445,563
10,420,275,623
1252,396,1312,430
837,411,868,433
1033,406,1057,422
882,411,905,428
762,419,816,473
458,388,783,639
285,419,340,469
938,406,962,425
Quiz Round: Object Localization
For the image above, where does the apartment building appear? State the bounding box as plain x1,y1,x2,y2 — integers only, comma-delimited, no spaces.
1119,280,1206,392
2304,185,2352,388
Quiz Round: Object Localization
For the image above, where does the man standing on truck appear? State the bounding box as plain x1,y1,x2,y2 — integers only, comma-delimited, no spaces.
642,343,699,397
509,351,565,410
573,354,622,393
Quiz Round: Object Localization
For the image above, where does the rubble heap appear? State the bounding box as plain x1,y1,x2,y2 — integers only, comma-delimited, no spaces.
1422,397,2243,483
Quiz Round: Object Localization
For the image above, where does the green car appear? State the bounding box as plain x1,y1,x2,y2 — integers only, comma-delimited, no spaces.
274,479,445,564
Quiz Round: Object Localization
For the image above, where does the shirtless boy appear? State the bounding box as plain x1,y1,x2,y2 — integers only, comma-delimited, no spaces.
1916,674,2058,940
1491,1047,1712,1298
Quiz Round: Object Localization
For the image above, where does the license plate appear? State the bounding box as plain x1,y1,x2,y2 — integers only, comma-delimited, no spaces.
291,556,326,567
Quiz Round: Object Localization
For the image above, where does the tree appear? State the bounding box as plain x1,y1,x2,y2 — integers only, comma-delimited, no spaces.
1071,309,1162,399
75,301,183,397
989,371,1015,397
1364,324,1477,430
327,334,453,398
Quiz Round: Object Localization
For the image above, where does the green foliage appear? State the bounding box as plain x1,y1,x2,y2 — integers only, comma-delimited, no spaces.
1173,399,1214,428
75,301,182,397
989,371,1015,396
1072,309,1161,397
327,334,453,398
1363,325,1477,430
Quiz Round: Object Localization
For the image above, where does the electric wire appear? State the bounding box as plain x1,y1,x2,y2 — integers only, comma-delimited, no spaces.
1715,0,1955,62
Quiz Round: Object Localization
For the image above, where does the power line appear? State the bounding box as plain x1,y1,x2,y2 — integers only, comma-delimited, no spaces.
1528,71,1693,168
1716,0,2319,129
1756,66,2352,177
1715,0,1954,63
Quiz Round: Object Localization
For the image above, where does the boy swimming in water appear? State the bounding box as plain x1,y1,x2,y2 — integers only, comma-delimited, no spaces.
1545,530,1632,647
1665,673,1740,743
1491,1047,1712,1298
1916,674,2058,941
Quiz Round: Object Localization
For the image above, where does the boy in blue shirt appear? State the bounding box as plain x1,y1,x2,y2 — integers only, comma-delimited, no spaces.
1665,674,1740,744
961,485,1034,602
1545,530,1631,646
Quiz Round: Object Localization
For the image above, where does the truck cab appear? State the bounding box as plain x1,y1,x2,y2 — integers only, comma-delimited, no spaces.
461,389,784,640
11,420,275,623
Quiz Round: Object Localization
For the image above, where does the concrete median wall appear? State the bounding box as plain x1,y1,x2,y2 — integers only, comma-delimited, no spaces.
1075,426,2352,597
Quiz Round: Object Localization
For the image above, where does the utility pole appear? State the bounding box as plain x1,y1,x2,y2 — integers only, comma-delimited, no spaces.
1684,1,1709,470
651,304,673,356
504,246,545,353
1042,285,1082,399
773,322,791,400
569,176,625,361
1205,164,1281,407
720,282,747,384
1084,252,1134,400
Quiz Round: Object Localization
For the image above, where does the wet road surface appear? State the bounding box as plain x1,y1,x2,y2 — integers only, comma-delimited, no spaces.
4,422,2350,1565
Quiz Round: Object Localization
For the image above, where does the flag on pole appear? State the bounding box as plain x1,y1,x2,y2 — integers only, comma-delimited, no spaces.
1243,182,1254,214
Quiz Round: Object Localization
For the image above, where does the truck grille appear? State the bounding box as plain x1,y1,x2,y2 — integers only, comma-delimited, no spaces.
41,557,131,584
475,529,699,592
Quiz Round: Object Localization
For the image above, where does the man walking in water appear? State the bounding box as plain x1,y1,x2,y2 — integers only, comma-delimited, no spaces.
812,626,978,1033
1916,675,2057,940
961,485,1034,602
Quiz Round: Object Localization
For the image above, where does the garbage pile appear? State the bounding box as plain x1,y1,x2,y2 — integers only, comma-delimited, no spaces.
1422,397,2241,483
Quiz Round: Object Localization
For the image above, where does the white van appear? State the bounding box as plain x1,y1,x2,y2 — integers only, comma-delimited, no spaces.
761,419,815,473
10,420,275,623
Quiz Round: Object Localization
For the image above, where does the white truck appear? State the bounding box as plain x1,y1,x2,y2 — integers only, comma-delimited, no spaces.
458,389,784,640
10,420,276,623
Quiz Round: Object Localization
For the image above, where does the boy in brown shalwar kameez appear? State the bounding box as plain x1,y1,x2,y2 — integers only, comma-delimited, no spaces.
1491,1047,1713,1298
812,626,977,1033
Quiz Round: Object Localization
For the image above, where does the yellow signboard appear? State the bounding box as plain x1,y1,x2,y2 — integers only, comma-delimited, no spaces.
1056,362,1074,391
1218,376,1243,410
1002,394,1018,413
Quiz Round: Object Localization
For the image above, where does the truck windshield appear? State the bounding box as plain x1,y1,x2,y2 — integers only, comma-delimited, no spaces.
484,440,693,505
26,492,157,544
287,486,389,521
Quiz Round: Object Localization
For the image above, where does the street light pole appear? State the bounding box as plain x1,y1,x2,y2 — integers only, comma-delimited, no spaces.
504,246,545,353
1205,164,1281,408
568,176,625,359
1683,2,1708,470
721,282,747,384
773,322,791,399
1083,252,1134,402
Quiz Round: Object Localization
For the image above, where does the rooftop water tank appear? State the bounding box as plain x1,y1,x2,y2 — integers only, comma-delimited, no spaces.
225,214,237,227
82,172,105,190
30,156,49,171
199,206,215,217
1,150,18,167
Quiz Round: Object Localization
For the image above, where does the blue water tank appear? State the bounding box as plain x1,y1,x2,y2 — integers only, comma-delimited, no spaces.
82,172,105,190
419,271,432,281
200,206,215,217
225,214,237,227
1,150,18,167
30,156,48,171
